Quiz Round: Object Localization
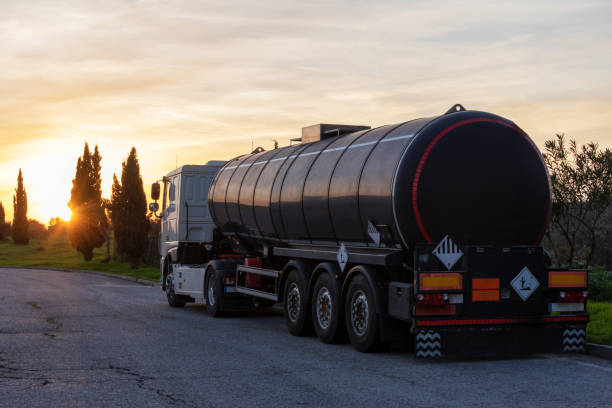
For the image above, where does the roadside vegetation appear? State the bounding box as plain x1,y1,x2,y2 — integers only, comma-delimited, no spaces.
587,302,612,345
0,226,158,281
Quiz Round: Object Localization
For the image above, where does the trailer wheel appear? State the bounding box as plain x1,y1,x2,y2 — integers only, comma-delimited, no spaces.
345,274,380,352
165,268,186,308
311,272,346,343
205,269,223,317
283,269,314,336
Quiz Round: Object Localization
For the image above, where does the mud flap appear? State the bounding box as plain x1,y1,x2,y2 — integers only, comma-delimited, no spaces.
562,328,585,353
415,330,443,358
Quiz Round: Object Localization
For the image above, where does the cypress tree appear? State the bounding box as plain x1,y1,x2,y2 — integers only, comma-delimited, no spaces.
109,174,124,260
68,143,107,261
0,201,9,240
12,169,29,244
112,147,149,268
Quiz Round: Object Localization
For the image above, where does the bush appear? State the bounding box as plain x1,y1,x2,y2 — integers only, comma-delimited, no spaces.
589,268,612,302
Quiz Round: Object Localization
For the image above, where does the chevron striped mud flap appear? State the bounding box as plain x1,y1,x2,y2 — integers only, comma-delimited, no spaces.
562,328,586,352
414,324,587,357
415,330,443,358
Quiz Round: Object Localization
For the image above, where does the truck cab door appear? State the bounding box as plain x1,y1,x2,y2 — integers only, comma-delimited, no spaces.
162,176,179,244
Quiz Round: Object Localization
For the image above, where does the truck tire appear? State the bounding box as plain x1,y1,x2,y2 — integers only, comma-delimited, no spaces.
165,271,186,308
205,268,223,317
311,272,346,343
344,274,381,352
283,269,314,336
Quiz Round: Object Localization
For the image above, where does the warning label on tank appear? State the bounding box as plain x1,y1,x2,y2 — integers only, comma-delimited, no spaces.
432,235,463,270
510,267,540,301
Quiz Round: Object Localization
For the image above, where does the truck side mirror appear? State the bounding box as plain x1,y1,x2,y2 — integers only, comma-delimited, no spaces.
149,202,159,212
151,182,160,201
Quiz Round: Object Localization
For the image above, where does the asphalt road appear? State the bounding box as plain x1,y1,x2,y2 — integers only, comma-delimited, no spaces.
1,268,611,408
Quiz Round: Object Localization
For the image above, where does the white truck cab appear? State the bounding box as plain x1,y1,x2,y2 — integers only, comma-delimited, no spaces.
159,161,225,255
155,161,226,300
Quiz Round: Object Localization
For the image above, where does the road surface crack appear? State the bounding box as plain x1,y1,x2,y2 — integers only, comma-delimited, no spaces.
107,364,195,407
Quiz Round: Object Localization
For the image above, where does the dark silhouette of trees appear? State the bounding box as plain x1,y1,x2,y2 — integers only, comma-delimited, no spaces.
28,219,47,240
0,202,10,240
68,143,108,261
12,169,29,245
110,147,149,268
543,134,612,267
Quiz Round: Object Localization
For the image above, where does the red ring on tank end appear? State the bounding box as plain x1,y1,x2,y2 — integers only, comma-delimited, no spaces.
411,118,550,245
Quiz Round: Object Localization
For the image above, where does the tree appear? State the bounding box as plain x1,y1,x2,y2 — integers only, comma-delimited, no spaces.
12,169,29,244
28,219,47,240
68,143,108,261
0,202,10,240
111,147,149,268
543,134,612,267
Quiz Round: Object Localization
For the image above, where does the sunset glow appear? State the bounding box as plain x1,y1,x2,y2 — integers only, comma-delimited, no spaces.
1,0,611,223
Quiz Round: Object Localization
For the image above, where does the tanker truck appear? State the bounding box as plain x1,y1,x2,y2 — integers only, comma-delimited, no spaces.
149,105,588,357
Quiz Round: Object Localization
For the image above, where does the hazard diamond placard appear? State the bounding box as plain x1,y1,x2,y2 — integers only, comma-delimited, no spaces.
432,235,463,270
510,266,540,301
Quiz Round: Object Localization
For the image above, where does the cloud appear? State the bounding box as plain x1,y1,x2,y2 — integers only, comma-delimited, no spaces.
0,0,611,221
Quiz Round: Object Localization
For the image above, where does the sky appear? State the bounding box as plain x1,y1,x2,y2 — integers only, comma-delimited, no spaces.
1,0,611,222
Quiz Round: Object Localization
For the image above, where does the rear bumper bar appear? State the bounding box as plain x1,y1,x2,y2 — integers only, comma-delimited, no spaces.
414,321,587,357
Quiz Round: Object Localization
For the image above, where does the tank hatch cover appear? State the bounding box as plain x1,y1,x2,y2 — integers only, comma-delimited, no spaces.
301,124,371,144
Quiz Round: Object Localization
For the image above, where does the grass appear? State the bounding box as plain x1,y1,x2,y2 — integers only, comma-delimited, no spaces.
587,302,612,346
0,231,159,282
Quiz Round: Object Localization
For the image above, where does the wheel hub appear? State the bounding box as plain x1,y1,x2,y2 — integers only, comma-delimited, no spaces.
287,283,301,322
350,290,369,336
316,287,332,330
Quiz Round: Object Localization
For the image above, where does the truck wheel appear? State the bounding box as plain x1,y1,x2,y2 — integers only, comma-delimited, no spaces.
165,272,186,308
311,273,346,343
345,274,380,352
283,269,314,336
205,269,223,317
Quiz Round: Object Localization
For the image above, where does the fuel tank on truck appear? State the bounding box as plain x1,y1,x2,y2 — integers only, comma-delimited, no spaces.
208,105,551,251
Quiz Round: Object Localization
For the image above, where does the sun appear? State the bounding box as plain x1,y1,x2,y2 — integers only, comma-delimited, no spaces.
46,201,72,222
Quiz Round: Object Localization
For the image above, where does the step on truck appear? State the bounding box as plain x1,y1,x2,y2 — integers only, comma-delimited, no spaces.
149,105,588,357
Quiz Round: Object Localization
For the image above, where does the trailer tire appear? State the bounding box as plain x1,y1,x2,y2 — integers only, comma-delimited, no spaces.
311,272,346,344
345,273,381,352
165,267,186,308
205,268,223,317
283,269,314,336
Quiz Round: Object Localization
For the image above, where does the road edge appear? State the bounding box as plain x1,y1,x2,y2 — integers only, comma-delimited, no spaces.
585,343,612,360
0,265,158,287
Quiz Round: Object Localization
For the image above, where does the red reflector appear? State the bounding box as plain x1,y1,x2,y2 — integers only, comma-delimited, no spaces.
416,304,455,316
544,316,589,323
417,315,588,327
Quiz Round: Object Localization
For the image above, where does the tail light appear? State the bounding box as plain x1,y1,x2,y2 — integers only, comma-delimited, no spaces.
559,290,587,303
417,293,449,306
